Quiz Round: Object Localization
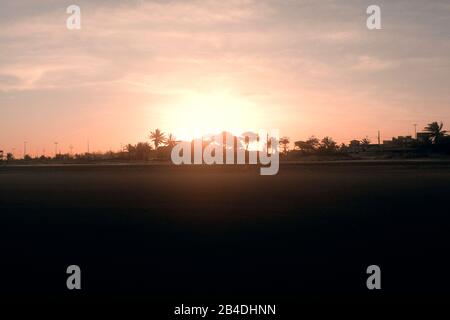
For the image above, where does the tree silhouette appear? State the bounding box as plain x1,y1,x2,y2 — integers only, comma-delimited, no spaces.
319,136,337,153
244,136,250,151
279,136,290,155
136,142,152,160
295,136,319,153
266,133,272,155
241,131,258,151
165,133,178,147
361,136,371,146
424,122,447,144
149,129,166,150
306,136,320,150
125,144,136,152
294,141,307,151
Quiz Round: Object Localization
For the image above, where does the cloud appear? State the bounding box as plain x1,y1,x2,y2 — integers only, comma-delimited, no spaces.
352,55,395,72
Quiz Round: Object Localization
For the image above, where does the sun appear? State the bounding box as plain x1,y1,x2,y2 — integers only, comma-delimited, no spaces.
164,90,261,141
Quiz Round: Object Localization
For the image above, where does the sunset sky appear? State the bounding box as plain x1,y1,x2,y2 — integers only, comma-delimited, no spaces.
1,0,449,156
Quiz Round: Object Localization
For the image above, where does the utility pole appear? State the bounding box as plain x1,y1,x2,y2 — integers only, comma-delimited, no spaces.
23,141,27,158
377,130,381,146
87,140,90,154
414,124,418,139
69,144,74,155
54,142,58,157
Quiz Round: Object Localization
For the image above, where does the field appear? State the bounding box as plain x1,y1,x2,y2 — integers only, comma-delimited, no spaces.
1,162,450,302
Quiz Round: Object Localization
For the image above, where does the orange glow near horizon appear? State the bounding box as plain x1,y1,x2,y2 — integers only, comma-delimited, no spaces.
1,1,450,157
163,90,262,141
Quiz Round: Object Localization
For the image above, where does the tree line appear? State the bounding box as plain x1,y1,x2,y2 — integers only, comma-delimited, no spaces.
1,121,449,162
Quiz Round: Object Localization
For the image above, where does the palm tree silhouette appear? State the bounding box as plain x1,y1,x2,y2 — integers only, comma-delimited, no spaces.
241,131,258,151
244,136,250,151
266,133,272,155
149,129,166,150
424,122,447,143
165,133,179,148
361,136,371,146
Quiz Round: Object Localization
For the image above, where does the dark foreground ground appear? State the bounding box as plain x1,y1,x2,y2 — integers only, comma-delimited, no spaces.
1,162,450,312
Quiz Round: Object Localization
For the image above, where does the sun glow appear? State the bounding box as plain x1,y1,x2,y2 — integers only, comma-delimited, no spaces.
164,90,262,141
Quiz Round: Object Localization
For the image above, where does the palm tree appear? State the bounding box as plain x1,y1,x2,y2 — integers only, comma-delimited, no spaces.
244,136,250,151
241,131,258,151
424,122,447,144
149,129,166,150
361,136,371,146
266,133,272,155
165,133,178,147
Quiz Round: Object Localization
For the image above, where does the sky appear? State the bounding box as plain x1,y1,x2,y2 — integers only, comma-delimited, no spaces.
0,0,449,156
